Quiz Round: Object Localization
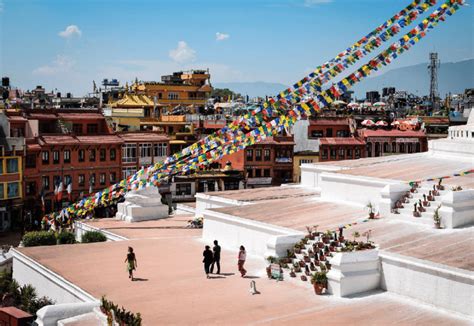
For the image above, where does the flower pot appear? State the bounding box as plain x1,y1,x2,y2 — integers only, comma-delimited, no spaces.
318,242,324,249
369,212,375,219
299,261,306,267
322,237,329,244
313,282,326,295
266,266,272,279
434,222,441,229
301,275,308,281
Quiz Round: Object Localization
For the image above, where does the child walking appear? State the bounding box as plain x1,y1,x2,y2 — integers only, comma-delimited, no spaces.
125,247,138,281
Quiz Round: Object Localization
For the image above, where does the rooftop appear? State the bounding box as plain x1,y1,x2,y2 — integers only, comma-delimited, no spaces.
309,118,351,126
319,137,365,146
17,215,470,325
360,129,426,138
118,132,170,142
206,186,318,202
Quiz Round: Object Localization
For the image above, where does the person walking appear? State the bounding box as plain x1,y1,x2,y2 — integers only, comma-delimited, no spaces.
238,245,247,277
203,245,214,278
124,247,138,281
210,240,221,274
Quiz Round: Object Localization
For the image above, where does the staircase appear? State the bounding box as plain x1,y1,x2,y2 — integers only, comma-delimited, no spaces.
392,181,448,226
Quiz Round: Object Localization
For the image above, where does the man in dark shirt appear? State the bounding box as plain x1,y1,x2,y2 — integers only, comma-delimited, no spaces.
210,240,221,274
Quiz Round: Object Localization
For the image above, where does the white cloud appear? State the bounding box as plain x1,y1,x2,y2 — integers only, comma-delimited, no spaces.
216,32,230,41
169,41,197,63
33,55,75,75
0,0,4,13
304,0,333,6
58,25,82,39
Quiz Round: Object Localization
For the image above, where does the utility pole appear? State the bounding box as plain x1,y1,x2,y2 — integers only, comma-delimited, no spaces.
428,52,440,113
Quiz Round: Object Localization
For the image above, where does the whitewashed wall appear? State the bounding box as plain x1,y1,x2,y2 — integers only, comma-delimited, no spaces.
380,251,474,317
12,249,96,304
194,193,250,218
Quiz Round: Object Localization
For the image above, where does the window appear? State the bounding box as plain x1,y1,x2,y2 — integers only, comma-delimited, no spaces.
330,149,337,160
168,92,179,100
110,172,117,184
140,143,152,157
255,149,262,161
53,150,60,164
0,160,2,174
53,175,61,187
153,143,167,157
64,175,72,186
90,174,96,186
416,142,421,152
89,149,96,162
264,169,271,177
87,124,98,134
42,176,50,190
355,148,361,159
63,150,71,163
6,158,18,173
26,154,36,168
321,150,328,160
326,128,333,137
110,148,116,161
264,149,271,161
310,130,324,138
338,148,345,158
99,173,106,185
26,181,36,196
78,149,85,162
392,142,397,153
100,149,106,161
246,168,253,178
41,151,49,164
224,181,240,191
0,184,3,199
347,149,353,158
246,149,253,161
72,124,82,134
255,169,262,177
299,159,313,165
122,167,137,179
337,130,348,137
176,183,192,195
122,144,137,163
78,174,85,187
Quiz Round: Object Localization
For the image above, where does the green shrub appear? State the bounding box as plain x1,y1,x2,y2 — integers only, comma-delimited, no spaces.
81,231,107,243
56,231,76,244
22,231,57,247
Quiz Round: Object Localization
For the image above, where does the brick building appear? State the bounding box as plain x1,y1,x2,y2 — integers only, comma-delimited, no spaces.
118,132,170,179
358,129,428,157
220,136,295,188
319,137,366,162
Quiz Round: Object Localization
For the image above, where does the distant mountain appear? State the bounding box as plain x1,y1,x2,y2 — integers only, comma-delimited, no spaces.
215,59,473,100
213,81,288,99
352,59,473,98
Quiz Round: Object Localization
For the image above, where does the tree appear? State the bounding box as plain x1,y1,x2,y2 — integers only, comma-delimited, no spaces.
211,88,241,101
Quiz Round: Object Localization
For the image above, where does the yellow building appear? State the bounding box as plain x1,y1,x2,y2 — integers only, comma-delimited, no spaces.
133,69,212,109
293,152,320,183
107,94,157,131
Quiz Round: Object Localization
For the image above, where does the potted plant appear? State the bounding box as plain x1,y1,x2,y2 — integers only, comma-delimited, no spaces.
433,205,442,229
289,269,296,277
311,271,327,295
301,275,308,281
367,202,375,219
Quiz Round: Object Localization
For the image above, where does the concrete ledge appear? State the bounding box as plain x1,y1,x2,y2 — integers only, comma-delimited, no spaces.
202,210,304,257
327,250,381,297
75,221,128,242
195,192,250,217
439,190,474,228
12,249,96,304
35,302,100,326
379,251,474,317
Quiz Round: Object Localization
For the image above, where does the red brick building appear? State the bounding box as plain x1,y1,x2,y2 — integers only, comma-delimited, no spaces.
319,137,366,162
358,129,428,157
308,117,354,139
220,136,295,188
118,132,170,179
24,134,123,213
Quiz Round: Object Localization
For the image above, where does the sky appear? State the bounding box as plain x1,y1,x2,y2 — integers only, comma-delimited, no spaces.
0,0,472,95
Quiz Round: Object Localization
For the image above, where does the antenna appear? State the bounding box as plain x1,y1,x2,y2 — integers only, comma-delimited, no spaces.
428,52,440,112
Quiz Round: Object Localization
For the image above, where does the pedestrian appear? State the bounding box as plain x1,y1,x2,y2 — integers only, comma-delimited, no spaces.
202,245,214,278
124,247,138,281
210,240,221,274
238,245,247,277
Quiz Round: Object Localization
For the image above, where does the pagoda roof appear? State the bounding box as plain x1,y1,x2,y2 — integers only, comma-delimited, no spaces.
111,94,155,108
